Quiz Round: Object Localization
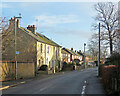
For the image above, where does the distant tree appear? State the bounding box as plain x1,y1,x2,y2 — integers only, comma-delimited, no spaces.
93,2,119,55
87,36,108,61
0,17,9,60
0,17,9,33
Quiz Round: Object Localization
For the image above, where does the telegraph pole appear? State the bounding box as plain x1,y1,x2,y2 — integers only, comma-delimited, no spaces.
84,43,86,69
98,23,101,76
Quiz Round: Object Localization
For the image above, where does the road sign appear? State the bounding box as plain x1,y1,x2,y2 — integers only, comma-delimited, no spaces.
16,51,19,54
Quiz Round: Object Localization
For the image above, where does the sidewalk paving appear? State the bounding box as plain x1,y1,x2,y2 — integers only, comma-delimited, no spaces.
86,70,106,95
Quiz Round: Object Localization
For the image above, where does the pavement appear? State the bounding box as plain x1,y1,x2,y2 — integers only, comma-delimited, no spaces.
1,67,106,95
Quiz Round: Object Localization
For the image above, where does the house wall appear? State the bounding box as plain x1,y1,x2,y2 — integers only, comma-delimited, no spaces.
46,45,62,70
2,19,37,62
68,54,71,62
37,42,46,69
0,61,35,81
61,53,71,63
61,53,68,63
37,42,62,71
17,62,35,79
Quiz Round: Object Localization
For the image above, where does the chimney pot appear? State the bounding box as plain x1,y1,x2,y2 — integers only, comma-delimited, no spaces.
27,25,36,34
71,48,73,51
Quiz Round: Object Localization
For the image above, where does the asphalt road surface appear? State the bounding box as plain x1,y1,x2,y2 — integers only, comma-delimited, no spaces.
2,67,106,95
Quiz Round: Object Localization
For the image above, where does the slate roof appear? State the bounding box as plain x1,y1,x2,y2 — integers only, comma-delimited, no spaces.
36,33,61,47
61,49,69,54
20,27,61,47
77,51,84,57
62,48,77,55
71,50,78,56
62,48,84,57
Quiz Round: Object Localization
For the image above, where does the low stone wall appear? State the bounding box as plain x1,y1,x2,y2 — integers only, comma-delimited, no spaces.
48,70,53,74
76,66,82,70
0,61,35,81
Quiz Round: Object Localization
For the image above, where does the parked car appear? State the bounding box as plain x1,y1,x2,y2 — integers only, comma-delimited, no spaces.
87,62,94,67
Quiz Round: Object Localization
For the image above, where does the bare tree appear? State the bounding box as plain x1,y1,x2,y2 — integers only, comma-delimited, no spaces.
87,36,108,61
0,17,9,33
93,2,119,55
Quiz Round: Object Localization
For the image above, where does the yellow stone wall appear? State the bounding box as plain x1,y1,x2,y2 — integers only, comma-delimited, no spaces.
0,61,35,81
37,42,62,70
17,62,35,79
2,22,37,62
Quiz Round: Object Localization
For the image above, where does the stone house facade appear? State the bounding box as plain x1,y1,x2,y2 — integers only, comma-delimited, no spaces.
2,17,62,74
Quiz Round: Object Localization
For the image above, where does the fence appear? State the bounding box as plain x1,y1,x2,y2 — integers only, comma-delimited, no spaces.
0,61,35,81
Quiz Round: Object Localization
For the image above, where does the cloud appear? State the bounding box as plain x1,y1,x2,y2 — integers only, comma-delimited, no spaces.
33,14,80,27
43,28,92,39
0,3,10,8
31,14,91,39
55,29,92,39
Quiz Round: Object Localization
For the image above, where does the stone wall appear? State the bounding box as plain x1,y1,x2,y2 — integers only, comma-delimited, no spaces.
0,61,35,81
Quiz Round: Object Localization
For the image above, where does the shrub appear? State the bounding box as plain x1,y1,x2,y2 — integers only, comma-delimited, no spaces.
39,65,48,71
102,65,118,95
100,52,120,95
62,62,74,70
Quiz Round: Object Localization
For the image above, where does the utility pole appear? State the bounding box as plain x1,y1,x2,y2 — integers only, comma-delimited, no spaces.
14,14,22,80
98,23,101,76
84,43,86,69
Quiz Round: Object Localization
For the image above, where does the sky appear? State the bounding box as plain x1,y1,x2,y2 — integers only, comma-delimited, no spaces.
1,2,98,52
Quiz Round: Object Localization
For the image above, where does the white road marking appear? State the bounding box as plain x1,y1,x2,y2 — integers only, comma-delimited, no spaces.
40,86,48,91
81,80,87,95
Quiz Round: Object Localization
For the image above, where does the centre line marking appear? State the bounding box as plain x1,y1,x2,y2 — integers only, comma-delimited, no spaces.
81,80,87,95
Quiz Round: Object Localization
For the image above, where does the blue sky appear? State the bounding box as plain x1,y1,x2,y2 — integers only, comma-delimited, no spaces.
2,2,97,52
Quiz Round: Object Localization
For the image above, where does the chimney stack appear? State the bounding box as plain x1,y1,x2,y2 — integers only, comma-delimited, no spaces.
71,48,73,51
27,25,36,34
17,19,20,28
9,17,21,28
9,17,14,26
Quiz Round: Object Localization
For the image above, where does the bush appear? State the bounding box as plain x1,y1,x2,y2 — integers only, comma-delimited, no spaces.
39,65,48,71
99,52,120,95
99,64,106,77
102,65,118,95
62,62,74,70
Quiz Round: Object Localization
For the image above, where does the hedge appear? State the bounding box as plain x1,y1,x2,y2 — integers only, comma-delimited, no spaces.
100,64,119,95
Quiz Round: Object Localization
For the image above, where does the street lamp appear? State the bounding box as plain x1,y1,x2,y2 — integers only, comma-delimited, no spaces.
84,43,86,69
14,14,22,80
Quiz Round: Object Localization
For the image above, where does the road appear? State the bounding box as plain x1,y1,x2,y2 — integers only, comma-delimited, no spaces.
2,67,106,95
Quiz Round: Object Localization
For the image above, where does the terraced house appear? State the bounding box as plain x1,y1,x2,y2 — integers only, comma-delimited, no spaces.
61,48,71,63
2,17,62,78
61,48,83,64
